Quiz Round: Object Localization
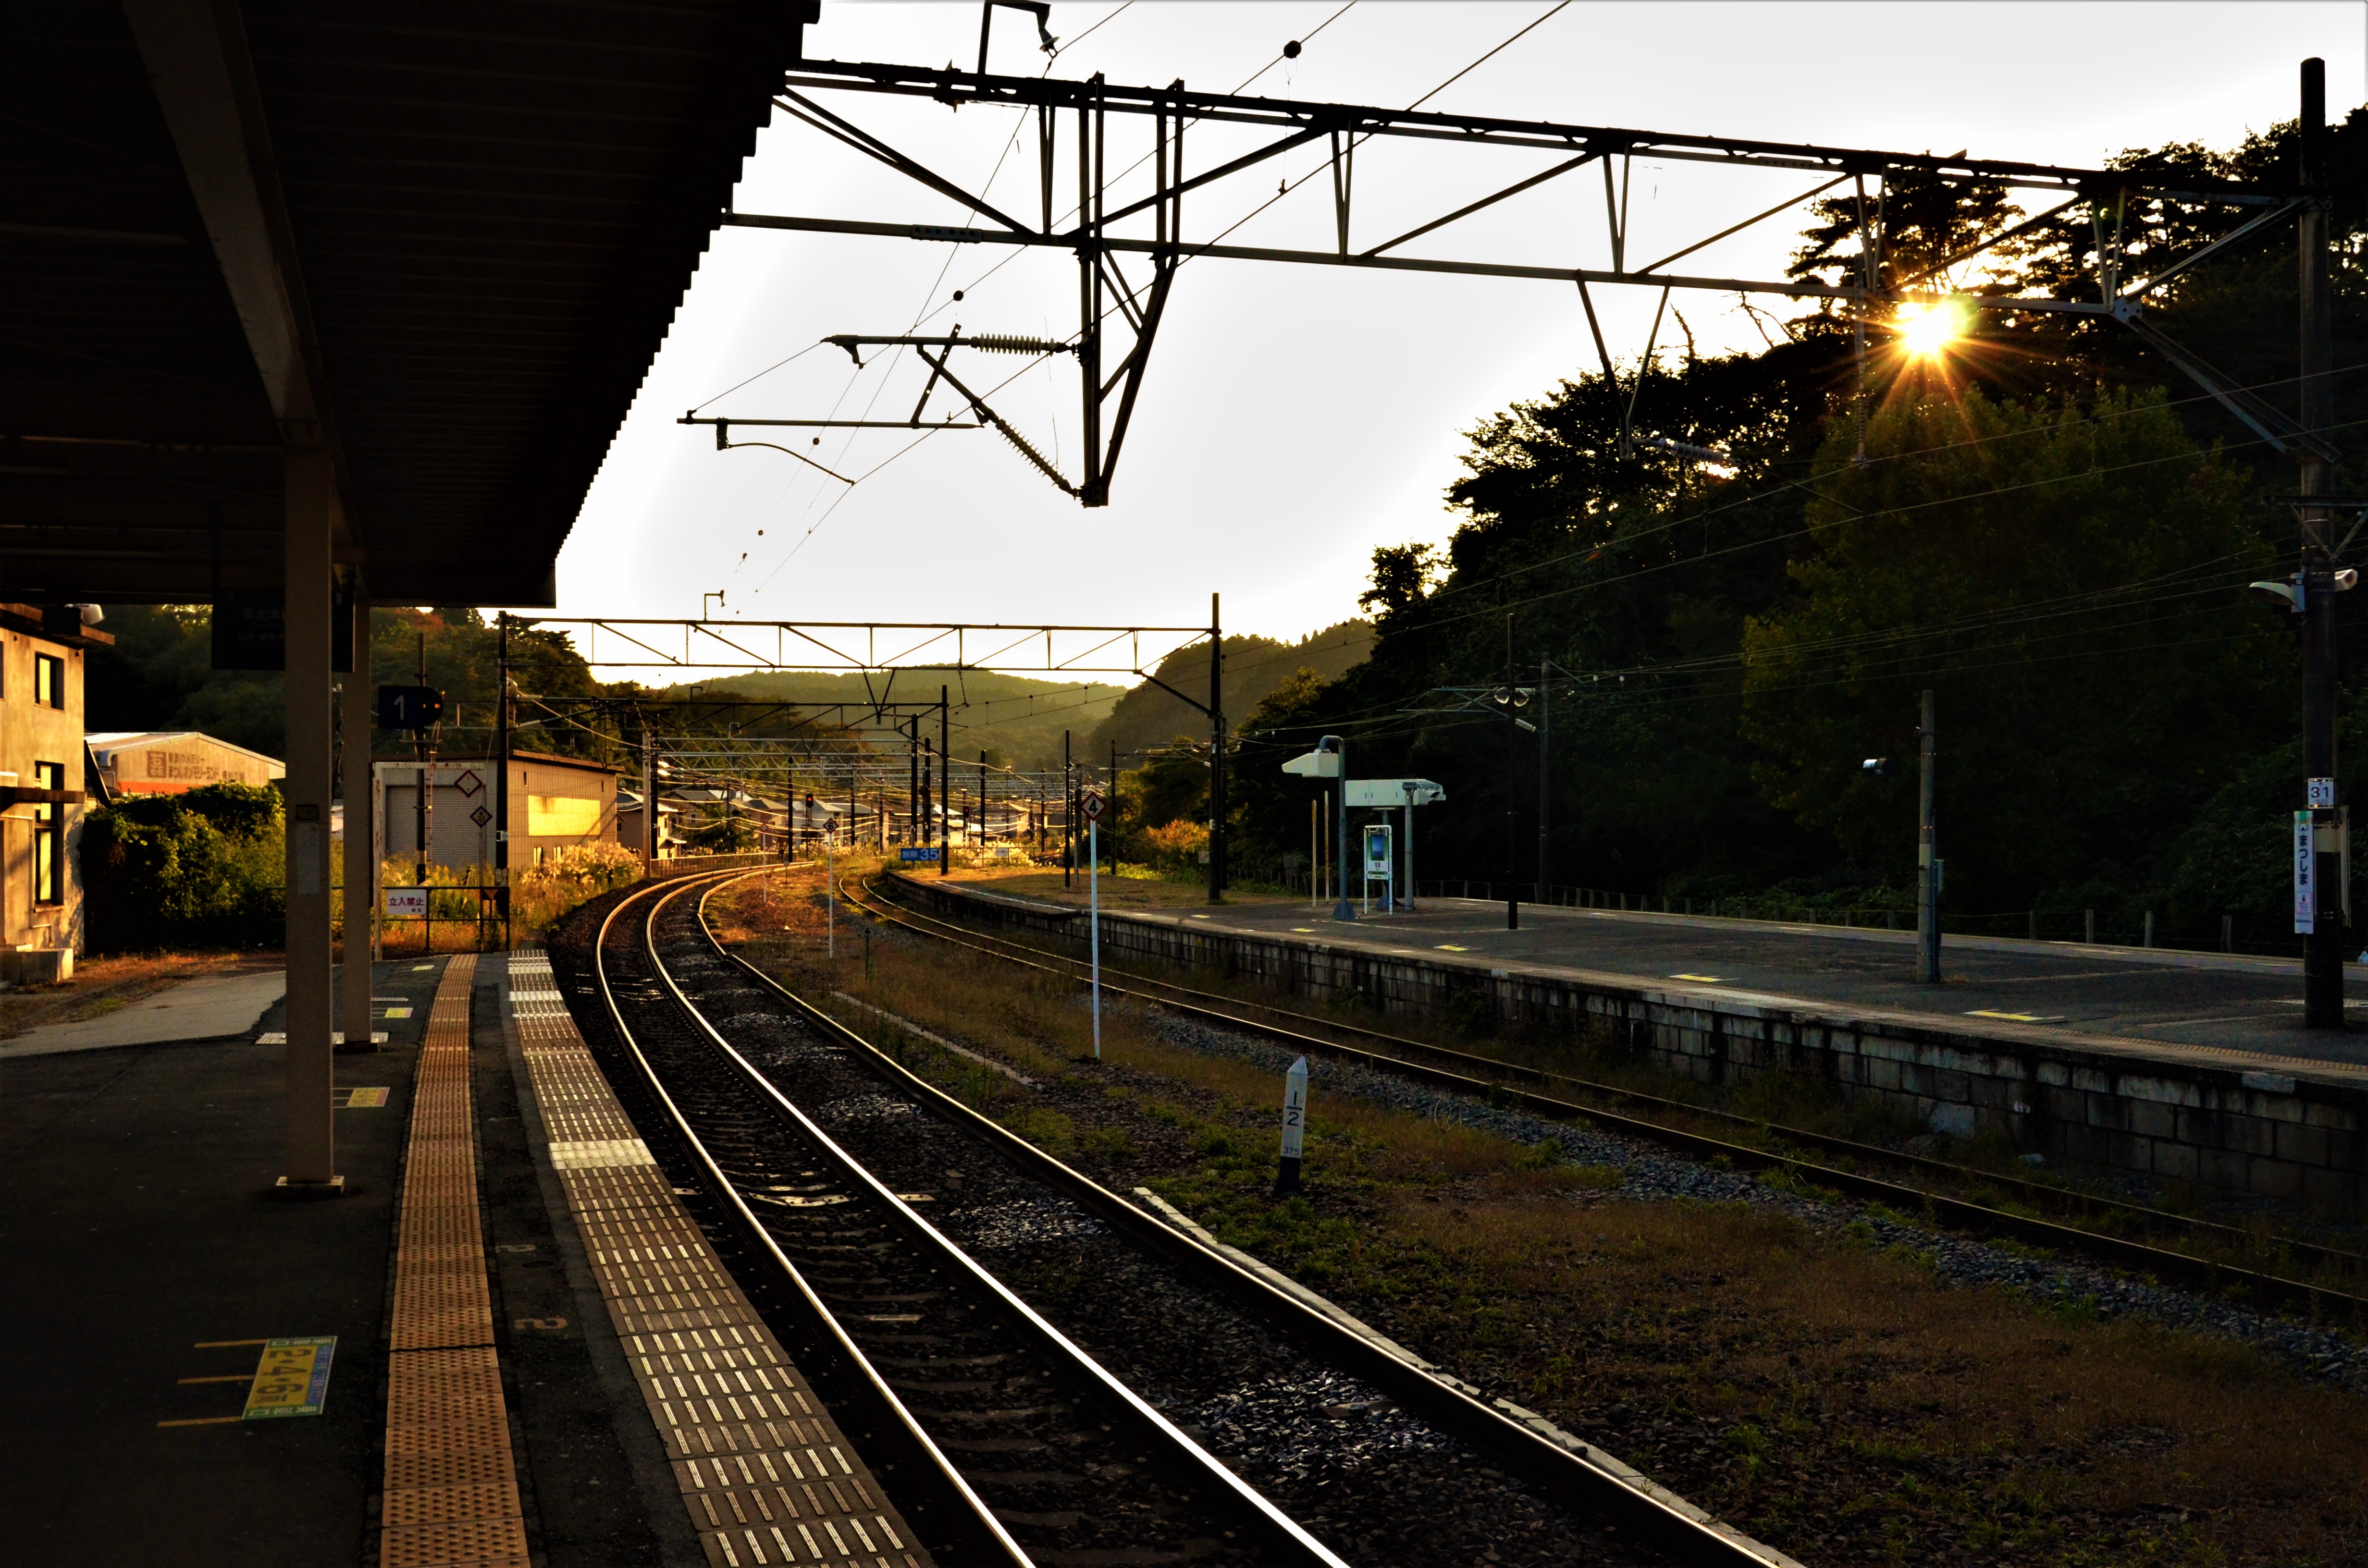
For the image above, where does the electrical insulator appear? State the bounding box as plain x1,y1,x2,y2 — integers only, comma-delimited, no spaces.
965,334,1073,355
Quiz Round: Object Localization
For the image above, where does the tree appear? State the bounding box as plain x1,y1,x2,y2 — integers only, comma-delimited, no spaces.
1739,386,2287,916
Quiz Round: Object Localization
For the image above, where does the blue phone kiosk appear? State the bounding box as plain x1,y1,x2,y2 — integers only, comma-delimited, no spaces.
1362,822,1394,915
1344,778,1444,912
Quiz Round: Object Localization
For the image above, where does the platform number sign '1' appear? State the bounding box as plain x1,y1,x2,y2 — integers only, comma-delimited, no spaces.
1276,1056,1308,1194
377,685,443,732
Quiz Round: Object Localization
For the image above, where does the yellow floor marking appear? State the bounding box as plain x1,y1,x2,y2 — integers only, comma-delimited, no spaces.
1435,944,1470,952
193,1338,270,1348
178,1375,251,1384
157,1417,242,1427
1290,927,1316,932
338,1087,390,1108
243,1335,336,1419
378,1007,414,1019
379,954,530,1566
1671,973,1726,983
1966,1008,2060,1023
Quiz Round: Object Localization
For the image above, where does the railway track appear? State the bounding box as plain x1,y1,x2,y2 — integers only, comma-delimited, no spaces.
842,870,2368,1320
558,871,1782,1568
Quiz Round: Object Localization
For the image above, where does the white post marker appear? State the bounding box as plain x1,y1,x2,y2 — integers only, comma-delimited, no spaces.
1277,1056,1309,1193
1082,787,1105,1059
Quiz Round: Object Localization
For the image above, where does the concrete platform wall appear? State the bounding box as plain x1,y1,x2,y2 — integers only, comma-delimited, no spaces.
903,878,2368,1207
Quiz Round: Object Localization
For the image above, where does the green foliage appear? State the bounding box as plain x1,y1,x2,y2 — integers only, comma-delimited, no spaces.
82,788,284,950
678,808,754,855
1132,736,1211,829
1092,623,1372,765
1217,108,2368,938
87,605,608,765
1740,388,2282,915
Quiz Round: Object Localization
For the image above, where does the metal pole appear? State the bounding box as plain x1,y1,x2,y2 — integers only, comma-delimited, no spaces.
1089,816,1101,1058
281,447,337,1190
1063,729,1073,887
938,686,950,875
1536,656,1551,898
907,716,918,850
414,632,430,893
1332,741,1354,922
495,613,510,950
1208,591,1225,902
2300,56,2345,1028
1505,614,1519,932
1918,688,1941,983
339,579,374,1054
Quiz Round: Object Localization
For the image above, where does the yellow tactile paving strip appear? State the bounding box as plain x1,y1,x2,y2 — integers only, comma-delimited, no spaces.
381,955,533,1568
507,945,929,1568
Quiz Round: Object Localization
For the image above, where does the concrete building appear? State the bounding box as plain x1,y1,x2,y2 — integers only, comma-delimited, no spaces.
377,750,620,871
0,604,111,972
86,730,284,796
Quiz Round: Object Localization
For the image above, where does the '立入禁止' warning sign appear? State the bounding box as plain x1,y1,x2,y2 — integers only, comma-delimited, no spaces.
243,1336,336,1419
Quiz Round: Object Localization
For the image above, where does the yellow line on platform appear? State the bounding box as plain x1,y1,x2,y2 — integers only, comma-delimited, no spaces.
376,955,531,1565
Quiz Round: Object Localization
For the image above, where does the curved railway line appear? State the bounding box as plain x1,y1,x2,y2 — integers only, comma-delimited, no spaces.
838,870,2368,1321
556,871,1776,1568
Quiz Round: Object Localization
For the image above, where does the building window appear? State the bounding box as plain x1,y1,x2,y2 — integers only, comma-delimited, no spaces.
33,761,62,905
33,653,63,710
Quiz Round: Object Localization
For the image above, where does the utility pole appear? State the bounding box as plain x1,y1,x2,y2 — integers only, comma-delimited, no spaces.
414,632,432,889
938,686,950,876
641,728,656,864
1209,591,1226,903
906,716,919,849
1535,655,1551,899
1110,738,1120,876
1504,614,1519,932
1063,729,1073,888
1918,688,1940,984
980,749,990,856
495,613,511,949
2300,57,2345,1029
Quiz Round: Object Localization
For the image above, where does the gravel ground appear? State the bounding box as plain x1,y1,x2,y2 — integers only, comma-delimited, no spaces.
1122,997,2368,1392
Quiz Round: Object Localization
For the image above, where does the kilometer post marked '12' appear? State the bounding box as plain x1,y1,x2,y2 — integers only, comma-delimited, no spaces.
1276,1056,1308,1195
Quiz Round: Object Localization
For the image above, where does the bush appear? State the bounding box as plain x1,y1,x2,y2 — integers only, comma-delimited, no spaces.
82,786,285,950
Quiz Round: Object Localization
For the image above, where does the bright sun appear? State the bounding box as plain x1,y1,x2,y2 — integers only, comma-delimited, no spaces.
1896,297,1970,358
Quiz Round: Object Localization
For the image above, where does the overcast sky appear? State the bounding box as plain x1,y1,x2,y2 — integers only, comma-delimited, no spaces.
548,1,2368,670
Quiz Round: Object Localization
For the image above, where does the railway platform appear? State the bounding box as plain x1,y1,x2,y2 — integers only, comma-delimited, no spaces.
0,952,748,1568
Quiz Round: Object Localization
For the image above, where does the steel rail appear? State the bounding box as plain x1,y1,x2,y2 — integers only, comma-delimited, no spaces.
640,876,1349,1568
589,874,1031,1568
693,870,1795,1567
847,871,2368,1321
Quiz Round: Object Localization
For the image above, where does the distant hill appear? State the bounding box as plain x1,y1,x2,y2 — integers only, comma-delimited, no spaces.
1090,621,1371,762
672,667,1123,772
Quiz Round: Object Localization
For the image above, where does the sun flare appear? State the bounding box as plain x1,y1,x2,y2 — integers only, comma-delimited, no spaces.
1895,297,1971,359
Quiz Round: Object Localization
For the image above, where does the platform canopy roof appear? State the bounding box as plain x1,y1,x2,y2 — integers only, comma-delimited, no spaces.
3,1,810,605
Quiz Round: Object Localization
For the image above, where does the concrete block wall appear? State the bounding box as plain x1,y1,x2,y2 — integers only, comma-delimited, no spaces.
901,877,2368,1207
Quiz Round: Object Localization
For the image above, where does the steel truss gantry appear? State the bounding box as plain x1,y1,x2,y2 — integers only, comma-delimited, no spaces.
514,606,1236,898
711,45,2318,502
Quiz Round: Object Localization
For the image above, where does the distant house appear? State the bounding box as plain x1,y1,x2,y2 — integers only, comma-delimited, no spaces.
377,750,621,870
86,731,284,796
